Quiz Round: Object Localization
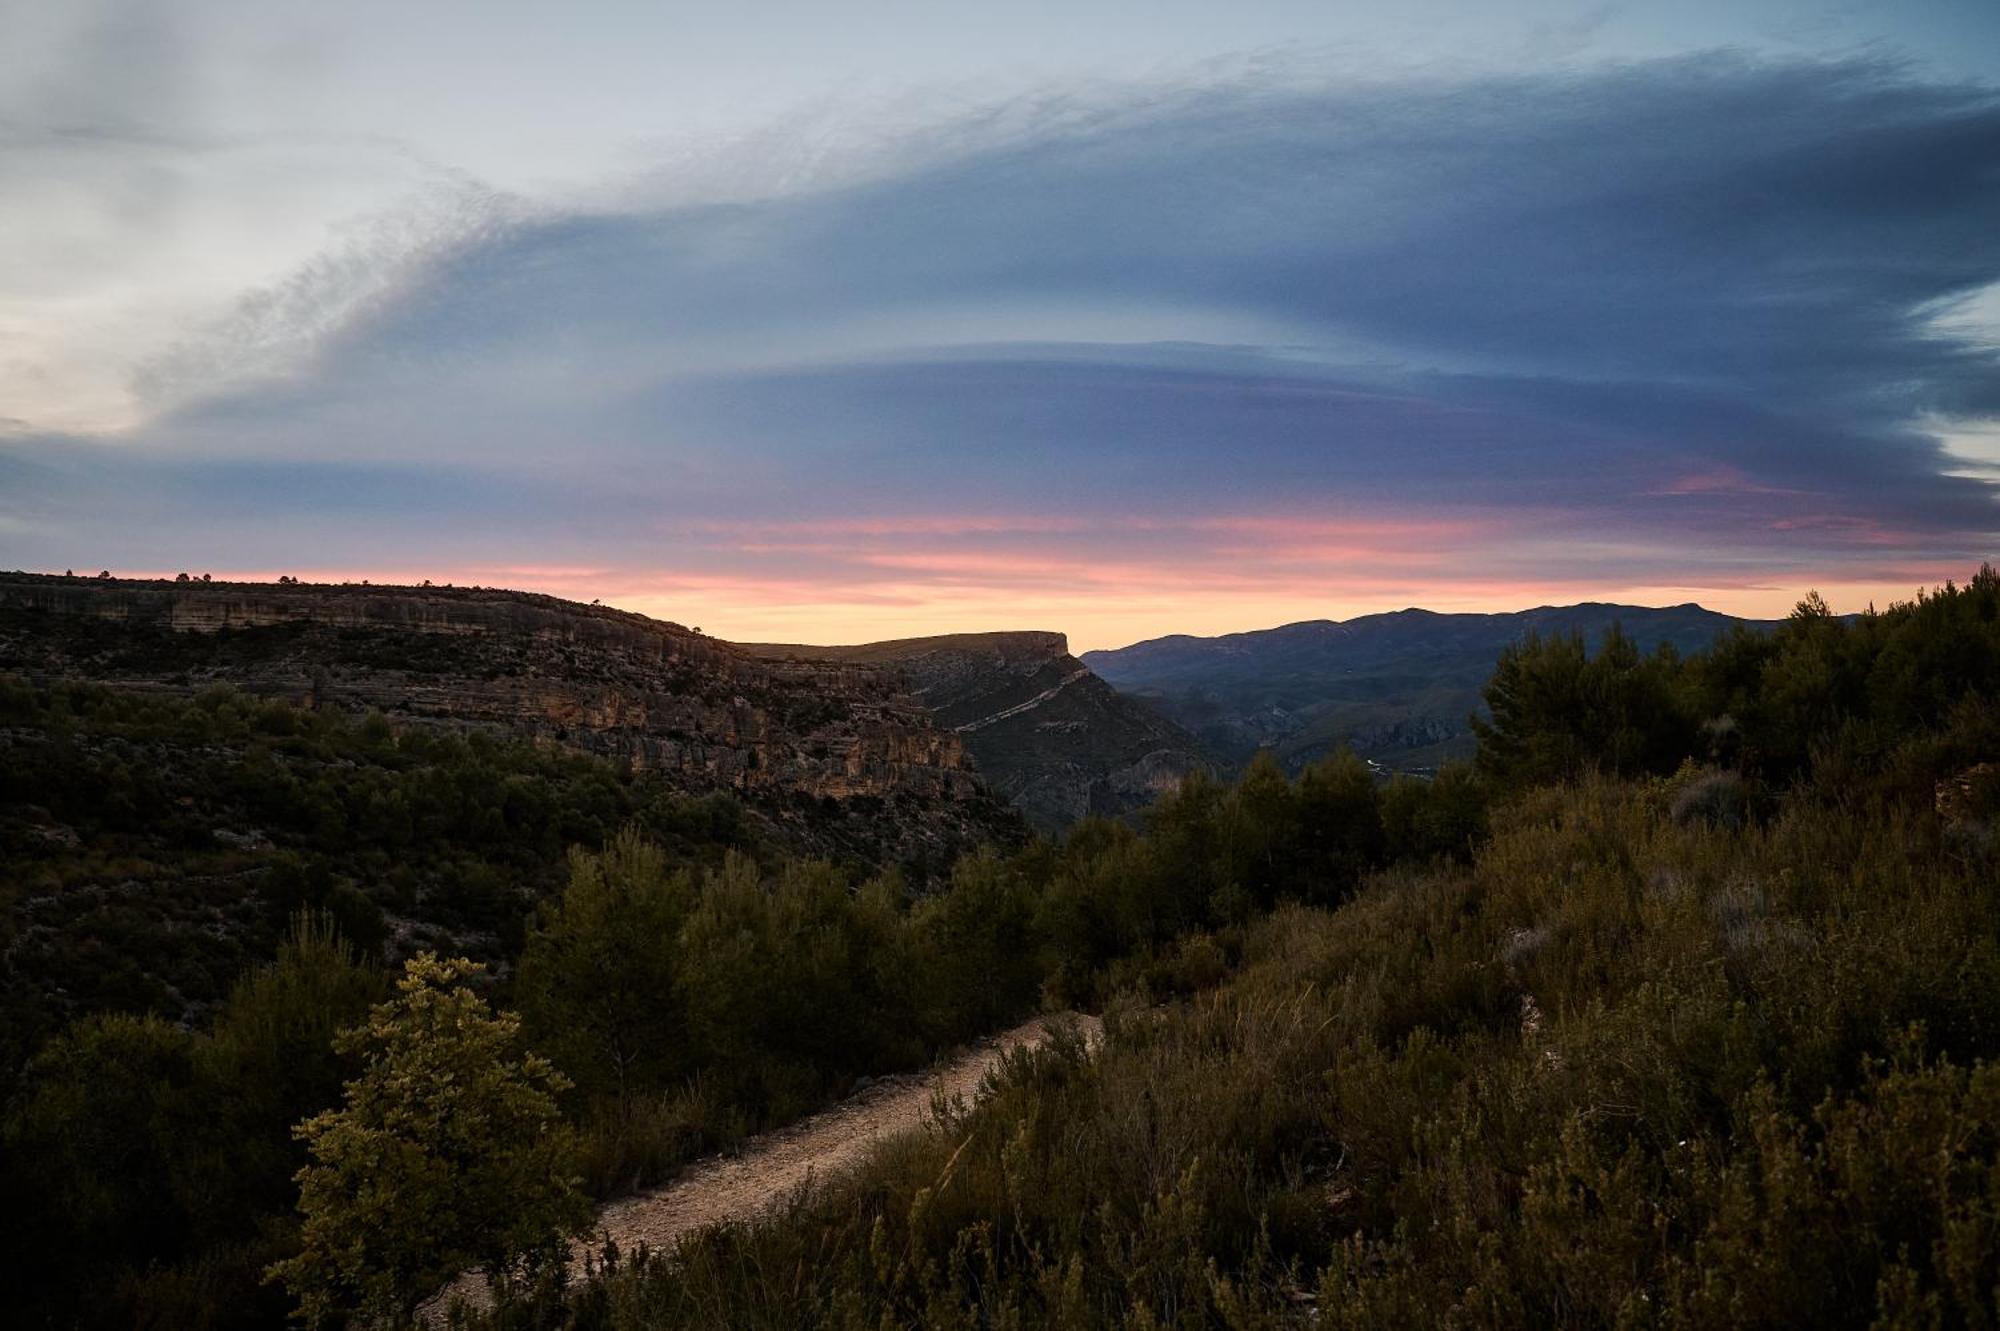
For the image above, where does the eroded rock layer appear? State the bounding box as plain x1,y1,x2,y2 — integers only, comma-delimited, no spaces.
748,631,1211,831
0,574,1020,865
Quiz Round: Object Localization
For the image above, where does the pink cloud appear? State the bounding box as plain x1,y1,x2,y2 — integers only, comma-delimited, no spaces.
112,501,1991,651
1647,464,1814,499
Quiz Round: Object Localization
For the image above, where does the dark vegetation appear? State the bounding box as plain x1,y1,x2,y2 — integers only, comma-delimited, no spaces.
6,566,2000,1327
1085,600,1766,776
0,666,1472,1327
0,678,760,1082
467,567,2000,1329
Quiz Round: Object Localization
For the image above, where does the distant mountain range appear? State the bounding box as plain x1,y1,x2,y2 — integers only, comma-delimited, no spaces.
746,632,1210,831
1084,602,1776,774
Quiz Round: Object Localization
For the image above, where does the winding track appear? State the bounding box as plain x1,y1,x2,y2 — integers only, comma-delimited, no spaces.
954,669,1092,732
588,1011,1101,1259
436,1012,1101,1315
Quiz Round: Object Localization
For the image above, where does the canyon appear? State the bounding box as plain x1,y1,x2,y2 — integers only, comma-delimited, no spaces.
0,573,1020,865
746,631,1210,831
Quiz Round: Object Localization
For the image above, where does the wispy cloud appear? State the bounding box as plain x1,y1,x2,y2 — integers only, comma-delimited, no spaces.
4,53,1997,644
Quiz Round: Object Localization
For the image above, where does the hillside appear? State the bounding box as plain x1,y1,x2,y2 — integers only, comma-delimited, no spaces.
747,631,1211,830
0,573,1019,864
15,567,2000,1330
0,573,1030,1064
1085,601,1769,773
439,567,2000,1331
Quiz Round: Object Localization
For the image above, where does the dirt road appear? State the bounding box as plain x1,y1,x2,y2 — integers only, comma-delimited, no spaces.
588,1011,1100,1261
436,1011,1100,1315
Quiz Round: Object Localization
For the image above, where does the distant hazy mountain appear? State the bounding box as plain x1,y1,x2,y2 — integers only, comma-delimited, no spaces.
1083,603,1774,774
747,632,1211,831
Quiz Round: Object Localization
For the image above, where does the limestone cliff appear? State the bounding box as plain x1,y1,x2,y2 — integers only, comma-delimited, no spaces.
0,574,1019,865
748,632,1211,831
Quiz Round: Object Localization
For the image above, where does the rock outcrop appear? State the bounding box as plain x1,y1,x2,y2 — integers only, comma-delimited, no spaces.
0,574,1020,864
747,632,1211,831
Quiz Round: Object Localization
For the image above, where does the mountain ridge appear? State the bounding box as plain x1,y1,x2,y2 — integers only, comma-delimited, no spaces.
1085,599,1776,773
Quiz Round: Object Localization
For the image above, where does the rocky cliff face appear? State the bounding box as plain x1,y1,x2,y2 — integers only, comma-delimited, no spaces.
747,632,1211,831
0,574,1019,864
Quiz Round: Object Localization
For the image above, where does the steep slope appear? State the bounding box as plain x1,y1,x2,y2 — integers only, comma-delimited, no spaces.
0,573,1020,864
749,632,1210,830
1086,602,1771,773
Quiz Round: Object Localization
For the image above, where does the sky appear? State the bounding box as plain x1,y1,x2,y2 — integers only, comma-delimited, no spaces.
3,1,1998,650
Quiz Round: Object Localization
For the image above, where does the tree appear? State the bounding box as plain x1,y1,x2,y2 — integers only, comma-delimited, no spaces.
675,852,918,1111
1473,630,1595,788
1473,627,1693,790
517,832,695,1107
902,851,1040,1045
268,954,587,1327
1381,763,1486,863
204,911,386,1217
1293,749,1385,903
1218,750,1302,906
3,1013,205,1295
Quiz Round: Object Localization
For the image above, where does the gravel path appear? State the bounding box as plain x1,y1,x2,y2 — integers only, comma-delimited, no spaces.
435,1011,1100,1316
588,1011,1101,1260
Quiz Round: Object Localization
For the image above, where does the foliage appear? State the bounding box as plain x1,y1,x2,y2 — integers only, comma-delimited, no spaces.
0,913,381,1329
268,954,588,1328
1472,623,1691,789
454,761,2000,1330
0,677,761,1087
1474,564,2000,795
529,756,1485,1194
22,565,2000,1329
517,833,698,1109
439,566,2000,1331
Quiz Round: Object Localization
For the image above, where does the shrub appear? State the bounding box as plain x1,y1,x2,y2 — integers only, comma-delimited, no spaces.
268,955,587,1327
1669,765,1750,830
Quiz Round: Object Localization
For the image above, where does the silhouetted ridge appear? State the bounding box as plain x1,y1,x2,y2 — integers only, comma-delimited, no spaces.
1085,600,1771,773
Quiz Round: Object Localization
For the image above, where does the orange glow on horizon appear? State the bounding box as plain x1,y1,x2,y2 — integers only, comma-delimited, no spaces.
99,560,1983,653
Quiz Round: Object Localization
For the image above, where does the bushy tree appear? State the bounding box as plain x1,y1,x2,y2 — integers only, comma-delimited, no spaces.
1380,762,1486,862
517,832,696,1107
1473,625,1691,790
0,913,382,1328
1034,819,1151,1001
905,850,1040,1042
3,1012,203,1289
268,954,586,1327
1292,750,1385,904
204,911,386,1217
1139,769,1230,939
677,853,919,1113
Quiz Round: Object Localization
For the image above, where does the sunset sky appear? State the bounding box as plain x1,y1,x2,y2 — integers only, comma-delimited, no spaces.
4,1,1998,650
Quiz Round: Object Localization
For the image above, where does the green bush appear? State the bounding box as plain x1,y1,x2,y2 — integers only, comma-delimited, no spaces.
459,767,2000,1330
269,954,587,1327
